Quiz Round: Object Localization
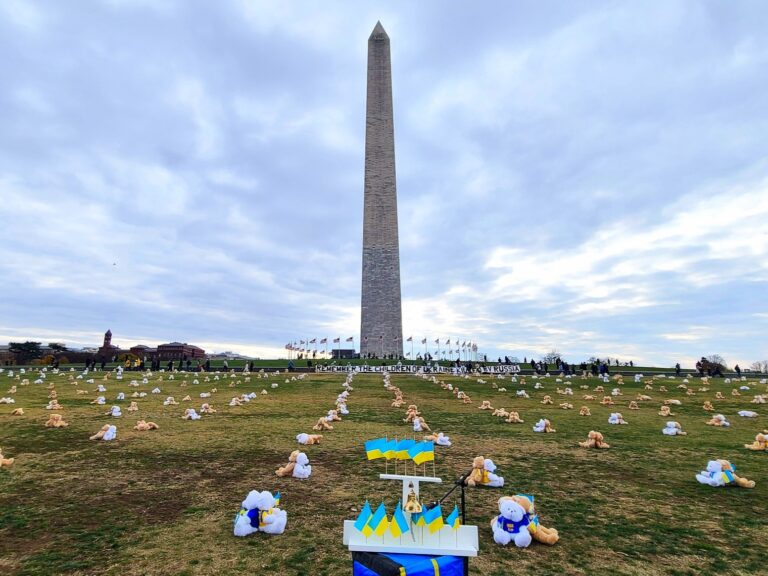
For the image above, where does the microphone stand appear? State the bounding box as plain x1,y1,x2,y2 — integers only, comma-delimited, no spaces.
423,469,473,575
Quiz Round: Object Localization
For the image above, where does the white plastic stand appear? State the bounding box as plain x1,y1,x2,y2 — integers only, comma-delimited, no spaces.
342,473,479,557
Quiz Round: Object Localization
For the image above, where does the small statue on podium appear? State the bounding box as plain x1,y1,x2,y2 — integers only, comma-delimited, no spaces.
403,482,422,514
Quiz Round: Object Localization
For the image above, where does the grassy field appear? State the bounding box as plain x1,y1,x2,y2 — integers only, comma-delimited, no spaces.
0,367,766,575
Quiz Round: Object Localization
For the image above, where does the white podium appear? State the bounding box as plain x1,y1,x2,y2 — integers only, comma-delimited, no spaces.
342,474,479,557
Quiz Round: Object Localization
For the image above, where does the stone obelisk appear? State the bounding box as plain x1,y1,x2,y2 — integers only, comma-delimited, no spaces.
360,21,403,359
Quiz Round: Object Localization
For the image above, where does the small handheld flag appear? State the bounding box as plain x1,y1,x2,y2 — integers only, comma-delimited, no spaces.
446,504,460,530
411,510,426,526
424,504,444,534
390,502,410,537
368,503,389,537
408,441,435,465
354,501,373,536
383,439,398,460
396,438,416,460
365,438,386,460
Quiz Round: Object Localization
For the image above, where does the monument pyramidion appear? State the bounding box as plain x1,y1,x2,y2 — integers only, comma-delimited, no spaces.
360,21,404,359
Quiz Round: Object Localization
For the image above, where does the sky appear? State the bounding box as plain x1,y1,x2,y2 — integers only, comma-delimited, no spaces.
1,0,767,368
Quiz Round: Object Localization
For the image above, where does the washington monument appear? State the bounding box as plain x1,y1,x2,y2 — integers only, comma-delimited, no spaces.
360,21,403,358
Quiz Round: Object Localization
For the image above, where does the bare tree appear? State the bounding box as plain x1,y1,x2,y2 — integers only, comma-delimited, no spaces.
750,360,768,374
542,350,562,363
705,355,728,370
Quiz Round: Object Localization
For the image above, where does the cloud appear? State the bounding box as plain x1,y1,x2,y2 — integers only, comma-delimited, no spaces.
1,1,767,367
0,0,45,34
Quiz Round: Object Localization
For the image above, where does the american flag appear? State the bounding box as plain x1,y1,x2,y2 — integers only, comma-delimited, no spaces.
421,338,426,344
319,338,327,344
346,337,354,342
309,338,316,344
406,336,412,342
333,337,340,343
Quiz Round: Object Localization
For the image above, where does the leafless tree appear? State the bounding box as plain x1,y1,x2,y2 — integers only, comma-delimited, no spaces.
750,360,768,374
542,350,562,363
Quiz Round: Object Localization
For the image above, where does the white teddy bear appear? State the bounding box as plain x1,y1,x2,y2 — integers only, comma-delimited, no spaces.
337,402,349,415
696,461,728,486
233,490,287,537
662,421,685,435
532,419,547,433
101,425,117,441
116,392,125,401
293,452,312,479
483,459,504,487
491,497,532,547
434,432,452,447
608,413,627,425
108,405,122,417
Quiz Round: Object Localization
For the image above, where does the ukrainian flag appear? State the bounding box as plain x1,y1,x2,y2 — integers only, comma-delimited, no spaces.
368,503,389,537
408,441,435,465
365,438,387,460
396,438,416,460
411,511,426,527
446,504,460,530
383,439,398,459
423,504,444,534
273,491,281,507
390,501,410,537
354,501,374,537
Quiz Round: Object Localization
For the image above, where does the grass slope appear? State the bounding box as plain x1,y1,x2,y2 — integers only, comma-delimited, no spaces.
0,369,766,575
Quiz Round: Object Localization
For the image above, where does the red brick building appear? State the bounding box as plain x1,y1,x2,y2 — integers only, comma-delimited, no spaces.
96,329,125,361
129,344,157,361
156,342,206,361
97,330,205,362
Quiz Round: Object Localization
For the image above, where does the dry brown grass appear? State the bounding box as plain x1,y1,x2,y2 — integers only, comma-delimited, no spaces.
1,369,767,575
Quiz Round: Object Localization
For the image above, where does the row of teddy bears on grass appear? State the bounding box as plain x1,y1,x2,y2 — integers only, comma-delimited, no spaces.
419,370,768,453
395,373,561,548
428,372,765,496
235,373,360,535
0,366,301,466
272,372,358,480
235,370,549,543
